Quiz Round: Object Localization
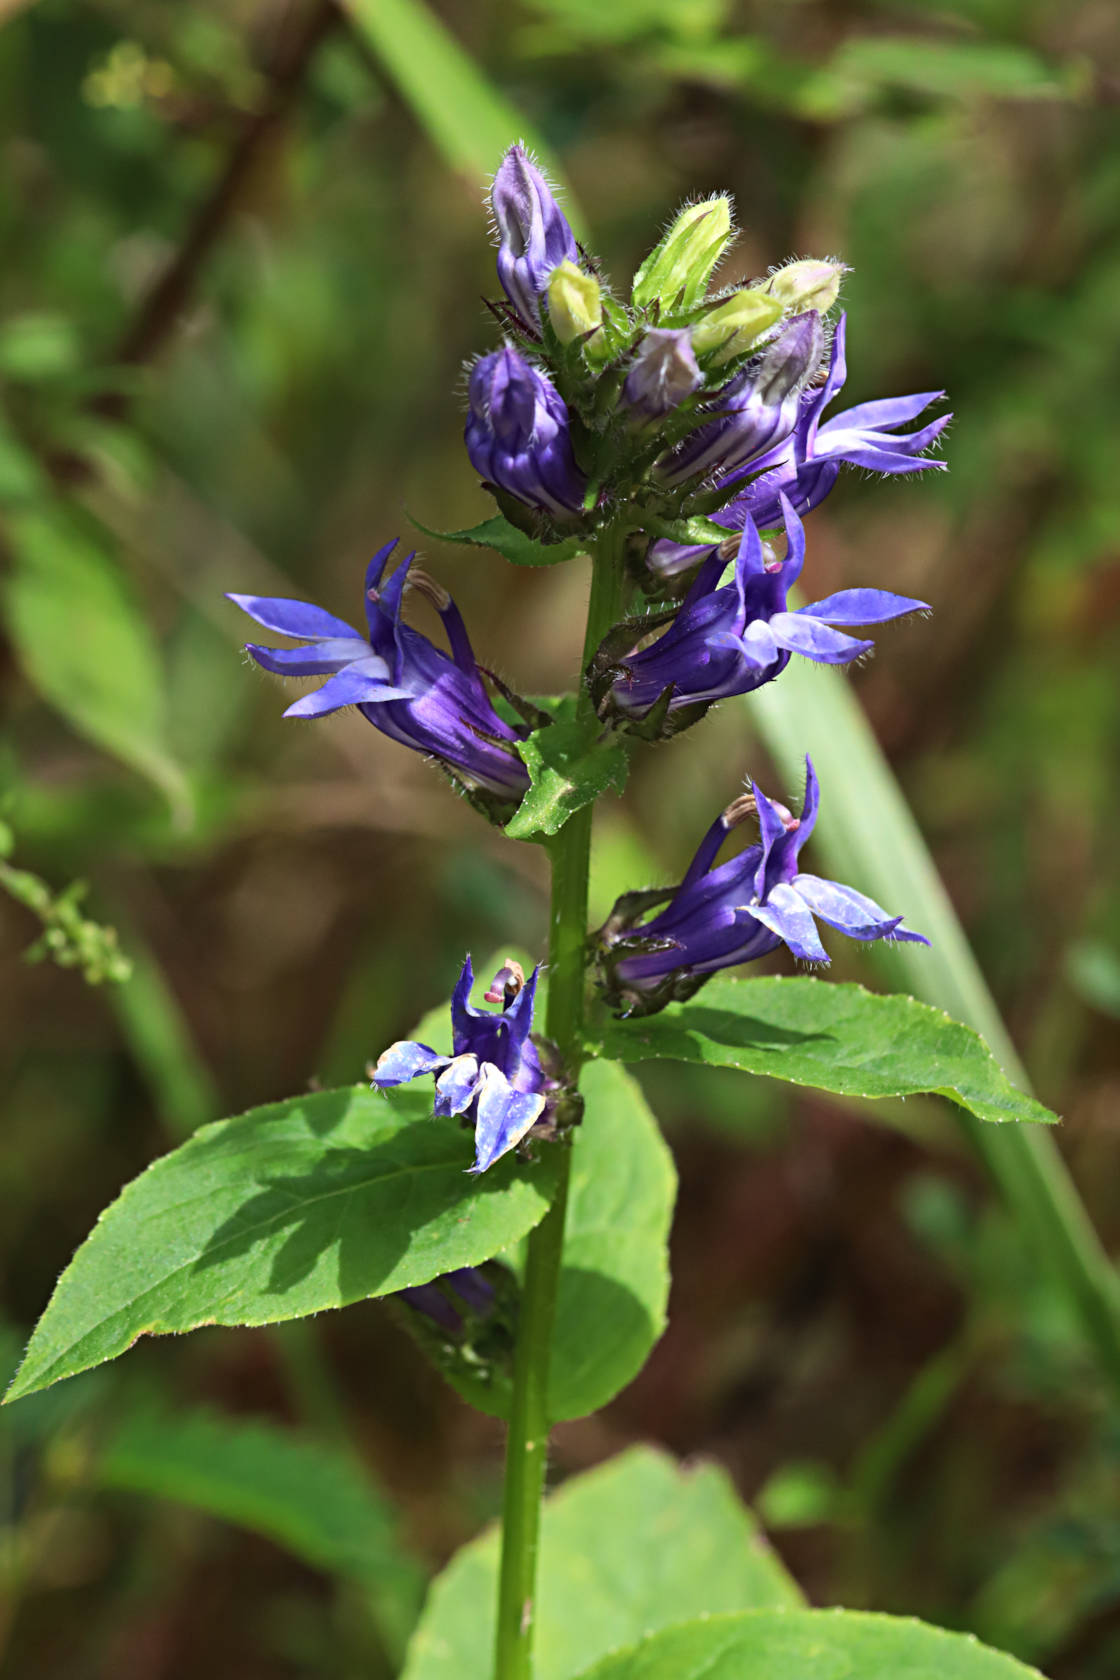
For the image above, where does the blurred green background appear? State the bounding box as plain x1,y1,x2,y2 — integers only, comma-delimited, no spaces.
2,0,1120,1675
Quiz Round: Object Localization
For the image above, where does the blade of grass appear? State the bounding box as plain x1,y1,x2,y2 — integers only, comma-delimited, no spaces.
752,661,1120,1392
341,0,583,235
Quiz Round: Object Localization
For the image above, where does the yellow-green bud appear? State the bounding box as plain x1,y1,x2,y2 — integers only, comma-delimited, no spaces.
766,258,846,316
632,196,734,313
691,288,783,365
547,260,602,346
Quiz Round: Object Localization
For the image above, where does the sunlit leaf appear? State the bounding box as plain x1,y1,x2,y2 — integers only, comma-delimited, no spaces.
5,1085,559,1403
590,976,1056,1125
402,1447,802,1680
569,1609,1044,1680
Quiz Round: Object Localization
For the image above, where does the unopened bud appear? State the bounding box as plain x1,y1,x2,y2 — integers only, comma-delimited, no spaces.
632,196,734,313
766,258,846,316
692,288,783,365
547,260,602,346
622,328,701,419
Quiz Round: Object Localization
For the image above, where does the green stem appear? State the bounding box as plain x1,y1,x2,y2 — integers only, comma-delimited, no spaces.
493,527,630,1680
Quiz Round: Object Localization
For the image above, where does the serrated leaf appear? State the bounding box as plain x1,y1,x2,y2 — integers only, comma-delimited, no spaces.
570,1609,1044,1680
5,1085,559,1403
2,506,190,822
506,708,630,841
588,976,1056,1126
402,1447,802,1680
98,1405,425,1657
411,512,584,568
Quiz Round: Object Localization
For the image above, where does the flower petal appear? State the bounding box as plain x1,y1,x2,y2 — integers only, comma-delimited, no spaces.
469,1064,546,1175
799,588,929,627
282,661,411,718
769,612,872,665
372,1040,450,1089
226,593,360,642
823,391,945,432
434,1054,481,1117
245,637,378,678
793,873,929,945
749,881,830,963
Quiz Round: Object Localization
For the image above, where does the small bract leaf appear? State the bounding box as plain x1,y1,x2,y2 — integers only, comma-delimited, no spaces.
569,1608,1045,1680
410,512,584,567
5,1085,559,1403
588,976,1057,1126
402,1448,802,1680
507,704,630,841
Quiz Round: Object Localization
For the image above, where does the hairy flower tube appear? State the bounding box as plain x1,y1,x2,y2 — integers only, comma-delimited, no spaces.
656,311,824,488
596,498,927,732
228,541,530,808
596,758,928,1016
372,956,550,1174
647,314,949,585
491,144,579,330
465,346,588,518
715,312,950,534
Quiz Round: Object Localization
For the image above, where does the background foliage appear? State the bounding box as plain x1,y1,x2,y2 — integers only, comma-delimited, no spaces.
2,0,1119,1676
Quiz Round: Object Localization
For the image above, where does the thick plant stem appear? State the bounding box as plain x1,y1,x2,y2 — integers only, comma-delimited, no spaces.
493,527,630,1680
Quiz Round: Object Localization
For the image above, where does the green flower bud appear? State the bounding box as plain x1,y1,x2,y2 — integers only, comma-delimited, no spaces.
691,288,783,365
766,258,846,316
632,196,734,313
547,260,602,346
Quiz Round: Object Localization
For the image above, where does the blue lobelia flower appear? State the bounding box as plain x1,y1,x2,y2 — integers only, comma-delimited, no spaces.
372,957,549,1174
713,311,950,533
622,328,702,421
597,757,928,1015
228,541,530,806
655,312,823,488
465,346,588,518
491,144,579,331
597,497,927,731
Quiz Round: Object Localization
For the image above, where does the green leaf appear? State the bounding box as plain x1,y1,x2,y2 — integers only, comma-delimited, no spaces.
402,1447,802,1680
506,704,630,841
2,507,190,823
570,1609,1044,1680
5,1085,559,1403
98,1405,425,1658
412,513,584,569
341,0,582,232
589,976,1056,1126
546,1060,675,1420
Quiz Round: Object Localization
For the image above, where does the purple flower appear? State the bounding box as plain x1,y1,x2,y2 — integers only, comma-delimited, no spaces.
397,1267,496,1335
228,542,530,803
656,312,823,488
622,329,702,420
601,498,927,729
372,956,548,1174
491,144,578,330
465,347,587,518
598,757,928,1015
714,312,951,534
